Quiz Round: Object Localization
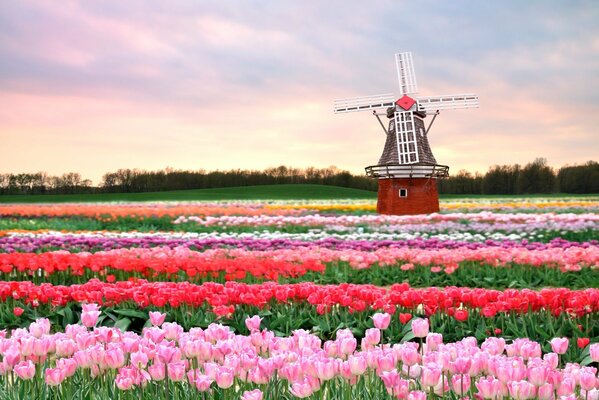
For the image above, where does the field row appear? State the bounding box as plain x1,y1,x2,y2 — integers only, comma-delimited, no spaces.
0,199,597,399
0,309,597,399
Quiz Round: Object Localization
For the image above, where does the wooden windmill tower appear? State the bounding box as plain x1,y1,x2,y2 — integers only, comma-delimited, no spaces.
334,51,479,215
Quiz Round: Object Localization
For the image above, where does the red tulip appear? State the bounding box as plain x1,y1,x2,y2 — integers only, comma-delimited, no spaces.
577,337,590,349
399,313,412,324
454,309,469,322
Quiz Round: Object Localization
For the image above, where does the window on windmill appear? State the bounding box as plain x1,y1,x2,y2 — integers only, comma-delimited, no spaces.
419,127,425,136
399,188,408,197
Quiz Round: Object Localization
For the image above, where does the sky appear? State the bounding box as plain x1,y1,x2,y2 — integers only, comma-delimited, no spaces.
1,1,598,184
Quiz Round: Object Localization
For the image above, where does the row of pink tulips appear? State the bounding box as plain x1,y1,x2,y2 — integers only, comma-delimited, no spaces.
0,307,598,399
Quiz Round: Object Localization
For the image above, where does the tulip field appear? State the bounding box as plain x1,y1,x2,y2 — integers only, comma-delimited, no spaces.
0,197,597,399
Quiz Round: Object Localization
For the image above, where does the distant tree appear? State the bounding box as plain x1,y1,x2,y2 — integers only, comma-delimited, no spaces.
517,158,556,194
557,161,599,193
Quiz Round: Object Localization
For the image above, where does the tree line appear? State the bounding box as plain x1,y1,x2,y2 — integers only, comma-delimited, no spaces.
438,159,598,195
0,166,377,195
0,159,597,195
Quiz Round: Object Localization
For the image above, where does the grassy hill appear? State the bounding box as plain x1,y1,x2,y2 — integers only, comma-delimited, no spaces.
0,184,377,203
0,185,594,203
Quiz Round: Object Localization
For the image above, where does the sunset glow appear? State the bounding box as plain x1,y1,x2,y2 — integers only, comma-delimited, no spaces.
1,1,597,183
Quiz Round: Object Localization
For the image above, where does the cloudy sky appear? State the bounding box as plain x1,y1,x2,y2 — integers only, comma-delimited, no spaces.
1,1,598,183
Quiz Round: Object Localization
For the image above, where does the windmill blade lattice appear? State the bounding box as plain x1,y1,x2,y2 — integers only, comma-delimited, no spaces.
416,94,479,113
333,94,395,114
395,52,418,96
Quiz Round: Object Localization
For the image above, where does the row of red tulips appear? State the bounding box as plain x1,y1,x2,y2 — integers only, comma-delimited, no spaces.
0,250,325,282
2,280,597,317
1,246,595,282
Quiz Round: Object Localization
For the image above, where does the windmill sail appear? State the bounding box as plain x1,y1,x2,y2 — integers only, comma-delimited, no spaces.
333,94,395,114
416,94,479,113
395,52,418,96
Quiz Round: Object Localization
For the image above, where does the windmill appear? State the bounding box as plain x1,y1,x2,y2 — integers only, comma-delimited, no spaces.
333,51,479,215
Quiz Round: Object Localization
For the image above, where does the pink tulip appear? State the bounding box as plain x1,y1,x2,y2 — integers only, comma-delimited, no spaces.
426,333,443,351
290,379,314,398
29,321,45,338
421,365,441,388
81,303,100,313
508,380,536,399
19,337,34,357
339,337,357,355
157,344,177,364
144,327,166,344
452,357,471,374
115,375,134,390
537,383,554,400
475,376,502,399
316,360,337,381
543,352,559,369
55,339,76,357
241,389,263,400
400,346,420,366
481,336,505,355
584,389,599,400
3,346,21,368
130,350,149,368
13,360,35,380
56,358,77,378
380,369,400,390
549,337,569,354
81,310,100,328
105,347,125,369
162,322,183,341
557,377,575,396
408,390,427,400
194,374,213,391
411,318,429,338
148,362,165,381
376,353,396,372
451,373,471,394
590,343,599,362
348,354,367,375
245,315,262,332
364,328,381,346
45,368,65,386
520,341,542,360
149,311,166,327
33,337,50,357
167,361,186,382
528,365,550,386
372,313,391,330
197,341,212,361
215,367,234,389
580,371,597,391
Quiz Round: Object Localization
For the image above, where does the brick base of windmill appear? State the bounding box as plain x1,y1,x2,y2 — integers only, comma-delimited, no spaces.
375,177,441,215
366,165,448,215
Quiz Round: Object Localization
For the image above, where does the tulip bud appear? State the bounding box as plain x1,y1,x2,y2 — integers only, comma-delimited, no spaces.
411,318,429,338
372,313,391,330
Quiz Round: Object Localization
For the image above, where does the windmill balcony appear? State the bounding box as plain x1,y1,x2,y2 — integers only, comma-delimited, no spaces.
365,163,449,179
